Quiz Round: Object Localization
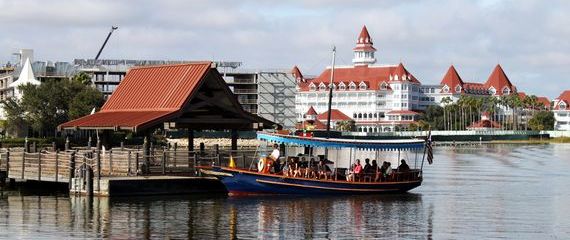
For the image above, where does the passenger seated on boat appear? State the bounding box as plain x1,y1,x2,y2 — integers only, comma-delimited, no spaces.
384,162,393,181
317,160,332,180
353,159,363,181
369,160,380,182
293,162,302,178
363,158,373,182
282,160,290,176
379,161,388,181
346,165,354,182
398,159,410,172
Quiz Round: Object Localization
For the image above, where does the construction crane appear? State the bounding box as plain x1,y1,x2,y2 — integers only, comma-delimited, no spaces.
94,26,118,60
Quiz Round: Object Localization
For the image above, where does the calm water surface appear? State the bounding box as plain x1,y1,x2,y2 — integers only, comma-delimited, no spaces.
1,144,570,239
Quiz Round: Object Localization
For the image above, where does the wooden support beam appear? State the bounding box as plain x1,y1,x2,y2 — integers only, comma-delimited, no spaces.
231,129,238,151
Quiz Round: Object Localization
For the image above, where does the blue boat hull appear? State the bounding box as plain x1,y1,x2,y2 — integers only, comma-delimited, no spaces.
209,167,422,195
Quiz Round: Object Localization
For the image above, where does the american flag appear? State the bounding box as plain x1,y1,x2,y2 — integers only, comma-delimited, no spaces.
427,131,434,165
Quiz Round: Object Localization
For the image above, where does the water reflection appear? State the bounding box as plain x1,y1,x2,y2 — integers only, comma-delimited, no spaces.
1,144,570,239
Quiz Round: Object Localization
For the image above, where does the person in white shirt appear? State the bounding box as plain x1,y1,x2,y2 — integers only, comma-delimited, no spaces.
270,144,280,161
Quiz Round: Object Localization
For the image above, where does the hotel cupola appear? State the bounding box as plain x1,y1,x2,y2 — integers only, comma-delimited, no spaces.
352,25,377,66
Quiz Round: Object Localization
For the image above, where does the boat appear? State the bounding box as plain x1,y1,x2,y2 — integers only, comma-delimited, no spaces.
201,131,431,195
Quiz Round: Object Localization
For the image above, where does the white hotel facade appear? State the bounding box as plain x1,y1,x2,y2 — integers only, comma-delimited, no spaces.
294,26,540,132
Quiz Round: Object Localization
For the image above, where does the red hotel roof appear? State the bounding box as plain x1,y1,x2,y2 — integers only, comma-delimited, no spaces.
554,90,570,110
440,65,464,91
60,62,214,131
485,64,516,95
316,109,352,121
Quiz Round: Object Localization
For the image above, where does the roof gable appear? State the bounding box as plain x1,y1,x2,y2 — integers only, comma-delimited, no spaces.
484,64,515,95
440,65,464,91
102,63,211,112
316,109,352,121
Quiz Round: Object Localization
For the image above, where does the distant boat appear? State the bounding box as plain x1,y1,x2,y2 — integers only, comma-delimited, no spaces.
201,132,431,195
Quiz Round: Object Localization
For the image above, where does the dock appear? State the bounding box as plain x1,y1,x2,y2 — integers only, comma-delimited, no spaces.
0,144,258,196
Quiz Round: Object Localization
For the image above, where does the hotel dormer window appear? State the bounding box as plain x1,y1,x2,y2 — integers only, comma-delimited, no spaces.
489,87,496,95
348,82,356,90
309,83,316,91
359,82,367,90
443,85,450,93
455,85,462,93
380,82,388,90
339,82,346,90
502,87,510,95
319,85,326,91
561,102,567,110
328,83,336,90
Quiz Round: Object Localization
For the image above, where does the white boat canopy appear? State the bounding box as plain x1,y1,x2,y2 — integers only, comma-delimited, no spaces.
257,132,426,151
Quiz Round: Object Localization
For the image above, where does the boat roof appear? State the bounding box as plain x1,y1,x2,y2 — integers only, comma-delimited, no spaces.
257,132,425,151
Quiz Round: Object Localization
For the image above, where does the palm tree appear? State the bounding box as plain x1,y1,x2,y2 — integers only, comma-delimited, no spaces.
440,97,453,130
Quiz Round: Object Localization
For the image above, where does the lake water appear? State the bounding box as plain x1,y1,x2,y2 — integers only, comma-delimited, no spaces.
1,144,570,239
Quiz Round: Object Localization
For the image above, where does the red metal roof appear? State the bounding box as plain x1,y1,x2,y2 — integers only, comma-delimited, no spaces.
298,63,419,91
353,25,377,52
484,64,516,95
60,62,242,132
102,63,210,111
536,97,551,110
291,65,303,82
316,109,352,121
554,90,570,110
440,65,464,92
386,110,420,115
305,106,318,115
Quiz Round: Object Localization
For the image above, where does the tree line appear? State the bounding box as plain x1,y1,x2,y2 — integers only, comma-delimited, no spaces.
413,94,554,131
1,72,104,137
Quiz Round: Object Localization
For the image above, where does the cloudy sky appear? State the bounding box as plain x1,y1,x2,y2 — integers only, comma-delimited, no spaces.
1,0,569,98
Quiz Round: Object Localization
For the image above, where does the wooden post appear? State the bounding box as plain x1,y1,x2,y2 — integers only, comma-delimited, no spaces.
127,151,132,176
52,142,57,151
5,149,10,177
87,136,92,149
135,152,140,175
69,151,76,189
173,143,177,168
65,137,70,151
55,150,59,182
199,142,205,155
231,129,238,151
85,165,93,197
21,151,25,179
96,150,101,191
24,137,29,153
38,152,42,181
162,148,166,175
143,136,149,174
109,150,113,175
32,141,37,153
120,141,124,151
187,130,194,151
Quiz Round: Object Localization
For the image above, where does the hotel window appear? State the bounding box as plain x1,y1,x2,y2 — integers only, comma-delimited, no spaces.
380,82,388,90
489,87,496,95
402,103,408,107
561,104,567,110
349,84,356,90
319,84,326,91
402,84,408,90
309,84,316,91
455,85,462,93
402,94,407,99
443,85,450,93
339,83,346,90
502,87,510,95
359,83,367,90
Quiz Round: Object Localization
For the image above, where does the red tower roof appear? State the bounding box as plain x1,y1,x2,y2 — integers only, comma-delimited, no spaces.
440,65,464,92
291,65,303,82
305,106,318,115
316,109,352,121
353,25,376,52
484,64,516,95
554,90,570,110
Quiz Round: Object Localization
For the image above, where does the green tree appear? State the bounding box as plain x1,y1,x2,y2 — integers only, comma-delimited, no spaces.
72,71,93,85
422,105,444,130
528,111,555,131
1,98,28,137
8,76,104,137
335,120,356,132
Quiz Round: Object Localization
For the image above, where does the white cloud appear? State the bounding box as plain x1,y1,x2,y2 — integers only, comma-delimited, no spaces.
0,0,569,98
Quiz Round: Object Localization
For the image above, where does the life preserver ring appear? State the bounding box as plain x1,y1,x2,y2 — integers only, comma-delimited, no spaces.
258,158,266,172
